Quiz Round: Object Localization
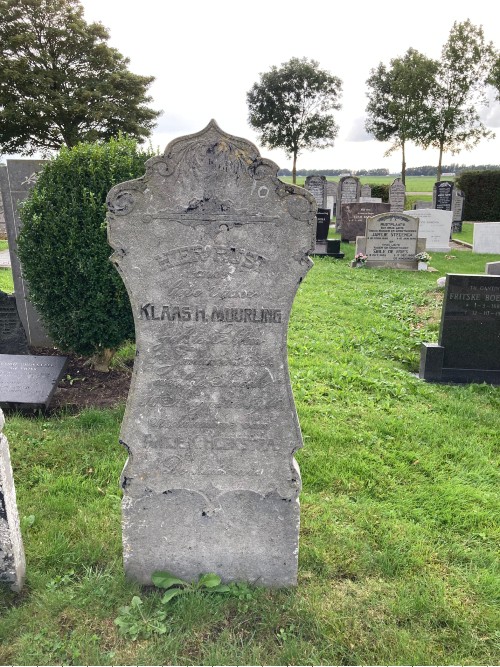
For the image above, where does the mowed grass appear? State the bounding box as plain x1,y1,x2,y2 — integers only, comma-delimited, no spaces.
454,222,474,245
280,175,442,192
0,268,13,293
1,244,499,665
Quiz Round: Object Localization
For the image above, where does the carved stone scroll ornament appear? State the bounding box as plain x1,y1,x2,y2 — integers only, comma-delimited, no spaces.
107,120,316,586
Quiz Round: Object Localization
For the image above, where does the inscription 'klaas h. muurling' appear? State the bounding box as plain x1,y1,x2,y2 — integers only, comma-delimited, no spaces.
107,120,316,587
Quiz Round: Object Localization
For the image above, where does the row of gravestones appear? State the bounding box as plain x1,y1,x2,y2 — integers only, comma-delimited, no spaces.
1,124,499,592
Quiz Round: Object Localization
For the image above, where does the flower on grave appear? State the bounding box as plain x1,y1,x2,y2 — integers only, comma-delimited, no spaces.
415,251,431,262
355,253,367,263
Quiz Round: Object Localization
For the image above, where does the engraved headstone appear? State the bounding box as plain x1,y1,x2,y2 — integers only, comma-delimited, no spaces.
389,177,406,212
403,208,452,252
304,175,326,209
360,184,372,198
0,408,26,592
353,212,425,270
359,197,382,203
336,175,361,232
0,355,67,410
107,120,315,586
420,274,500,384
413,200,432,209
341,202,390,242
473,222,500,254
452,189,465,233
432,180,454,211
0,290,29,354
0,160,52,347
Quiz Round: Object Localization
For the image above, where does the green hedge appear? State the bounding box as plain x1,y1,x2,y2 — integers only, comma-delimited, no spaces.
18,137,154,356
368,183,390,202
455,170,500,221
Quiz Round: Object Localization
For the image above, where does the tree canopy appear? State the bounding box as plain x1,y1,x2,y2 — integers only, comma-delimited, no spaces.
0,0,161,155
365,48,438,184
421,20,495,181
247,57,342,183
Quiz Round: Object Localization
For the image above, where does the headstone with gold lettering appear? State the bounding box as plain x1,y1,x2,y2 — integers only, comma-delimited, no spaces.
107,121,315,586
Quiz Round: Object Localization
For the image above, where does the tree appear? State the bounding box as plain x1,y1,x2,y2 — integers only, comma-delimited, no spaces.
17,137,154,369
422,20,495,181
246,57,342,183
487,53,500,101
0,0,160,155
365,48,438,184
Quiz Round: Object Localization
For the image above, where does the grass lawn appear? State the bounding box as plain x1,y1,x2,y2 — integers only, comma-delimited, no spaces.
0,268,13,293
454,222,474,245
0,240,8,251
1,245,499,665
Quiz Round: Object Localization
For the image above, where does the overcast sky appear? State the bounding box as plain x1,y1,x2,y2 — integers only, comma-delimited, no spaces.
21,1,500,172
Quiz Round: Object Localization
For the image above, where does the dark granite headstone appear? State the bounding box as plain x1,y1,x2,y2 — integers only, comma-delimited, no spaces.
420,274,500,384
432,181,454,211
0,355,67,410
0,290,29,354
341,202,390,242
0,160,52,347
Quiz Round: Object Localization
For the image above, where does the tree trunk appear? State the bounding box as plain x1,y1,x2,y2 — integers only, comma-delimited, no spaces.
436,144,444,182
292,152,297,185
88,348,115,372
401,141,406,185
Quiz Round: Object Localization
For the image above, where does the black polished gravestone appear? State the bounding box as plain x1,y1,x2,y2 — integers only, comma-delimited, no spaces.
0,355,67,410
420,274,500,384
311,208,344,258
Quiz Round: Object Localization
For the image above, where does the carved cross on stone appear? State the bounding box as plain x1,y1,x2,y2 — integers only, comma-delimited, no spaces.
107,121,316,586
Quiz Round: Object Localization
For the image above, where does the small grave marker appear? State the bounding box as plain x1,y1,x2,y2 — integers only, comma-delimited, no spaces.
0,355,67,410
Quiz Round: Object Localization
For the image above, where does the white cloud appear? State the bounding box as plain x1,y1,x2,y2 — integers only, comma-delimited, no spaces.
346,117,372,142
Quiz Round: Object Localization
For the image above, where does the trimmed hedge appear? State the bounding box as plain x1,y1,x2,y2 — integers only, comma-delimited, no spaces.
455,170,500,221
18,137,154,356
368,183,390,202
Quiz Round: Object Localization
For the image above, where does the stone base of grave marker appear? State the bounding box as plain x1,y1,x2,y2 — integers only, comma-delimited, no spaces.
0,409,26,592
486,261,500,275
311,239,345,258
108,120,315,587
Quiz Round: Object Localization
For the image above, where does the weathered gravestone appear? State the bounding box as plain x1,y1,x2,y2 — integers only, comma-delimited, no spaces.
420,274,500,384
0,160,52,347
0,290,29,354
389,177,406,212
403,208,452,252
107,120,315,586
325,181,336,217
341,202,390,242
360,184,372,198
432,180,454,211
359,197,382,203
0,408,26,592
0,195,5,239
336,175,360,232
304,175,326,210
486,261,500,275
452,189,465,233
0,355,67,410
473,222,500,254
353,212,425,270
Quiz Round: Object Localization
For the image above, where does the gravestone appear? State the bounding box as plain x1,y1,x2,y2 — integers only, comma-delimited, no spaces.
432,180,454,211
325,181,336,217
420,274,500,384
312,208,344,258
0,196,5,239
107,120,315,587
0,160,52,347
360,184,372,198
353,212,425,270
404,208,452,252
336,175,361,232
486,261,500,275
341,202,390,242
472,222,500,254
452,189,465,233
0,355,67,410
0,408,26,592
389,177,405,212
304,175,326,210
413,200,432,209
0,290,29,354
